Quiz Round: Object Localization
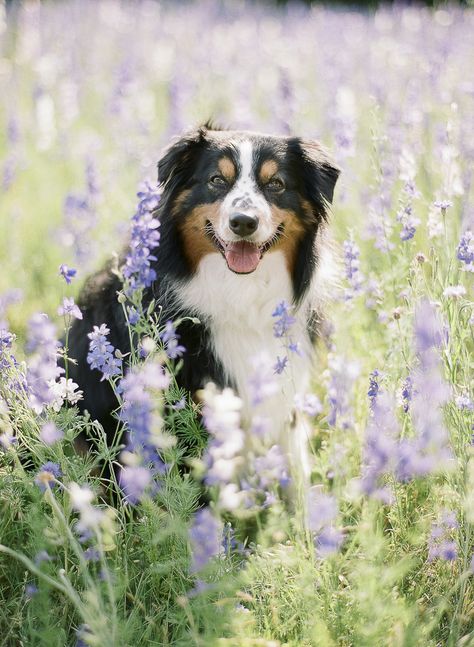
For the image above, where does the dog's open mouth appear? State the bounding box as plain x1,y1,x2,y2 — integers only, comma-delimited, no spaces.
206,222,285,274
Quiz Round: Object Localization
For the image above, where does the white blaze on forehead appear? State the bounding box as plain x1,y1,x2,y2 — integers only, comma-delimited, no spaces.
218,139,273,242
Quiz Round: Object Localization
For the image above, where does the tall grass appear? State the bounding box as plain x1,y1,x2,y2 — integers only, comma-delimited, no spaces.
1,2,473,646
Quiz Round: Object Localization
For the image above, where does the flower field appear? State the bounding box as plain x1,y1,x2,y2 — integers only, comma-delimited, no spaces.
1,2,474,646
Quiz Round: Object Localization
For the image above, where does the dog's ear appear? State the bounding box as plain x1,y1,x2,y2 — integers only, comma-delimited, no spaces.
157,126,208,189
287,137,340,217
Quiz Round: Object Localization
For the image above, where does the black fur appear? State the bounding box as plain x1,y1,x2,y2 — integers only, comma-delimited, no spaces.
66,125,339,446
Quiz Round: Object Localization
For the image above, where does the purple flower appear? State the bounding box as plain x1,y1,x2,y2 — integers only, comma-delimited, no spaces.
343,238,364,300
120,466,152,504
413,301,443,355
272,301,295,338
457,230,474,272
40,421,64,445
87,324,122,381
368,370,381,408
122,182,161,295
455,394,474,411
327,354,360,429
34,550,53,565
26,313,63,413
25,583,38,599
315,526,344,558
83,547,101,562
127,307,140,325
248,353,279,406
401,375,413,413
35,462,62,491
160,321,185,359
273,355,288,374
58,297,83,321
294,393,323,417
307,490,338,532
0,329,15,370
189,507,223,573
428,512,458,562
434,200,452,211
58,193,97,269
253,445,290,489
59,264,77,284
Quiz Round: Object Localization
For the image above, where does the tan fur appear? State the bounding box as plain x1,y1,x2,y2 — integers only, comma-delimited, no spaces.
217,157,236,182
268,205,305,273
179,203,222,271
259,159,279,183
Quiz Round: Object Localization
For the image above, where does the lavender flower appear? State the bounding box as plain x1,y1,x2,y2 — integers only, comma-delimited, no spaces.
343,238,364,300
35,462,62,491
272,301,296,338
273,355,288,374
294,393,323,417
189,507,223,573
0,329,15,370
428,511,458,562
457,230,474,272
40,421,64,445
401,375,414,413
160,321,185,359
58,297,82,320
253,445,290,490
368,370,381,408
87,324,122,381
307,488,343,557
127,307,140,325
122,182,161,295
120,465,152,504
327,354,360,429
26,314,63,413
248,353,279,407
396,179,420,241
59,264,77,284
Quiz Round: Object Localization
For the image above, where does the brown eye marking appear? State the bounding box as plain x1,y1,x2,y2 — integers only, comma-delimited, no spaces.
259,159,279,183
217,157,236,183
178,203,222,271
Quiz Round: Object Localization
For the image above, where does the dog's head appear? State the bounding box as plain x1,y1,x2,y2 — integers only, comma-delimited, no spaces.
157,125,339,299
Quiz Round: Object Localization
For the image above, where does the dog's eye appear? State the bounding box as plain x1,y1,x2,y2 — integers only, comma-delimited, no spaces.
209,175,227,187
266,178,285,192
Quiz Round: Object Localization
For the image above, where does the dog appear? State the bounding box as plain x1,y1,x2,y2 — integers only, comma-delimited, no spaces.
67,124,339,488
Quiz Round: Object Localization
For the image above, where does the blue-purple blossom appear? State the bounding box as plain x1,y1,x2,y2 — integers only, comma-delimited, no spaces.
83,547,101,562
58,297,82,321
368,369,381,408
58,193,97,268
40,421,64,445
457,230,474,272
201,385,244,488
248,353,279,406
87,324,122,381
189,507,223,573
34,550,53,566
273,355,288,374
307,488,343,557
315,526,344,558
160,321,185,359
272,301,295,338
59,264,77,284
119,361,170,469
343,238,364,300
455,394,474,411
327,354,360,429
428,511,458,562
25,583,38,599
35,462,62,491
253,445,290,490
294,393,323,416
401,375,413,413
120,465,152,504
0,329,15,370
397,180,420,241
26,313,63,413
127,306,140,325
122,182,161,295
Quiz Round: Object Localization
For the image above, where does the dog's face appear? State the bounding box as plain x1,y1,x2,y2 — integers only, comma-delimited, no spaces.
157,126,339,297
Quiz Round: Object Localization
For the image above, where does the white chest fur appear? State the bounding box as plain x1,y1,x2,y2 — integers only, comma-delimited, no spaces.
175,251,314,434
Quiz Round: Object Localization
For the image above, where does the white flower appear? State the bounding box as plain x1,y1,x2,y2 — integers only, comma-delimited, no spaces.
48,377,83,411
69,483,95,511
443,285,466,299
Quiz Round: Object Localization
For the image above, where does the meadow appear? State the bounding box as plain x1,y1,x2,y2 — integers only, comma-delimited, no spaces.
0,2,474,645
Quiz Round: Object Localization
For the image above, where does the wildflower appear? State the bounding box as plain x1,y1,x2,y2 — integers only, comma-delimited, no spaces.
127,306,140,325
58,297,82,320
443,285,466,299
35,462,62,491
397,180,420,241
201,384,244,487
307,488,343,557
455,394,474,411
368,369,381,408
189,507,223,573
428,511,458,562
172,397,186,411
327,354,360,429
48,377,83,411
248,353,279,406
343,238,364,299
434,200,453,210
59,264,77,284
272,301,295,338
87,324,122,381
316,526,344,557
122,181,161,295
58,193,97,268
40,421,64,445
83,547,100,562
0,329,15,370
119,361,170,467
76,624,93,647
34,550,53,565
253,445,290,490
25,583,38,599
457,230,474,272
26,314,63,413
160,321,185,359
120,465,152,504
359,392,399,502
294,393,323,416
401,375,414,413
273,355,288,374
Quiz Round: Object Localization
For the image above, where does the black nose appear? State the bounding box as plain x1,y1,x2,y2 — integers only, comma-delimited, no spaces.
229,213,259,237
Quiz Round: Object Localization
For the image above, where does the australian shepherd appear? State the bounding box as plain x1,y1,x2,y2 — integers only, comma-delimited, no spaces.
68,124,340,488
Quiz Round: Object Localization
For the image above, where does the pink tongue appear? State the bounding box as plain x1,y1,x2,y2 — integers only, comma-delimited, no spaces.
225,241,261,273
